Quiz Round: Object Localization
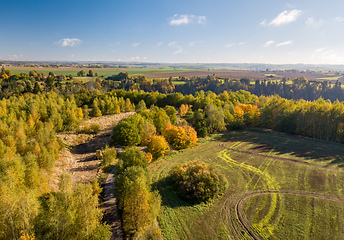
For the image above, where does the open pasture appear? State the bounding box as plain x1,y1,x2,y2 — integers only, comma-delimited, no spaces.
6,66,340,82
6,66,194,78
148,129,344,239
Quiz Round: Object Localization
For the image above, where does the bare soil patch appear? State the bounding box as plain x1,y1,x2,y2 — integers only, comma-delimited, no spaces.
53,112,134,189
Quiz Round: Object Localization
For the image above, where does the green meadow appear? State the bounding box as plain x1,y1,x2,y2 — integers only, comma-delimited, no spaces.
148,129,344,239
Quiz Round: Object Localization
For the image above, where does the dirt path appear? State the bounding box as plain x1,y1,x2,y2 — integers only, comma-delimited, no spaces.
103,168,123,240
54,112,135,239
55,112,134,185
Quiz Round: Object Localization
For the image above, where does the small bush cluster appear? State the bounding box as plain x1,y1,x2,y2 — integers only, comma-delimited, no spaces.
80,123,101,134
170,161,228,204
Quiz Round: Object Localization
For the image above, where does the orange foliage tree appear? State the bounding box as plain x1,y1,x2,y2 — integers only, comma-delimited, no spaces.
163,124,198,150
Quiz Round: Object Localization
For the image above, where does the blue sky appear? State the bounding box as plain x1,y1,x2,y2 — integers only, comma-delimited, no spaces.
1,0,344,64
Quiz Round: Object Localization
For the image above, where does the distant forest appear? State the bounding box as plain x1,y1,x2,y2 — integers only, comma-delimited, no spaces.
104,72,344,102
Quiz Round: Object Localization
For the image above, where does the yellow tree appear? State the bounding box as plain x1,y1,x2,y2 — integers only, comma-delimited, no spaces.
147,136,169,160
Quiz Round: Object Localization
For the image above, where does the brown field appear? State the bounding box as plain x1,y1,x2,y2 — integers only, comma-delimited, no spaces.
138,70,339,82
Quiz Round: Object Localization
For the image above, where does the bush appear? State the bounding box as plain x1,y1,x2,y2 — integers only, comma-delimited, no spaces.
170,161,228,204
90,123,101,133
80,124,91,133
102,145,117,168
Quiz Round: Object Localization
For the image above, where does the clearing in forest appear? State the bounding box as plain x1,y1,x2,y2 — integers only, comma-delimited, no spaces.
148,129,344,239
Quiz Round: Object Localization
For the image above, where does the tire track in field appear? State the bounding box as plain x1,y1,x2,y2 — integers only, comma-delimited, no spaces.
219,149,280,239
219,142,344,173
218,144,344,239
234,190,344,240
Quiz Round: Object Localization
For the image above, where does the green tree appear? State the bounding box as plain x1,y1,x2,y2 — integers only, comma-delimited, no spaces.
91,99,102,117
77,70,85,77
112,120,140,146
116,147,148,174
164,105,177,125
87,70,94,77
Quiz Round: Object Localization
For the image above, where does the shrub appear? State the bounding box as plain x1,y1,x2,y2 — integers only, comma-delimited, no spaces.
102,145,117,168
170,161,228,204
81,124,91,133
90,123,101,133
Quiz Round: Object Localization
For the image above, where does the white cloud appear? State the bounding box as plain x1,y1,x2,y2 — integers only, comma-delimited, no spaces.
260,19,267,26
57,38,82,47
335,17,344,22
306,17,323,27
276,40,293,47
197,16,206,24
174,47,183,54
71,54,74,58
225,43,234,48
268,9,302,26
168,41,177,47
156,42,162,47
132,42,140,47
169,14,206,26
311,47,344,63
167,41,183,54
188,40,203,47
238,42,246,46
264,40,275,47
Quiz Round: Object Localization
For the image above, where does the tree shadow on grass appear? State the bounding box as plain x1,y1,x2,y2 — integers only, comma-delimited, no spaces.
152,176,192,208
214,129,344,169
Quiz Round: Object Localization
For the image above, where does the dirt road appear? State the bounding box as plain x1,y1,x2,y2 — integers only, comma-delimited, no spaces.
55,112,135,239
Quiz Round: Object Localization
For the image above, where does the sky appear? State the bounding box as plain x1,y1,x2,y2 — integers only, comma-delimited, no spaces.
1,0,344,64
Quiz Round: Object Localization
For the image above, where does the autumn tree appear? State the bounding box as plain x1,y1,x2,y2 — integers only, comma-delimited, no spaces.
163,124,198,150
115,166,161,238
170,161,228,203
147,135,169,160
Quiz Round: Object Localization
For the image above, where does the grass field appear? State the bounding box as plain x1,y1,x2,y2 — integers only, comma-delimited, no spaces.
148,129,344,239
7,67,195,78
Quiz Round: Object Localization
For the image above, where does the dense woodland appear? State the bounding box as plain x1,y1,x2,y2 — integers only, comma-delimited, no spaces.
2,67,344,239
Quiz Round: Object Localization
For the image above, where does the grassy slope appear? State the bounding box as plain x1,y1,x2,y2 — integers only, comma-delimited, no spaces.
148,129,344,239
